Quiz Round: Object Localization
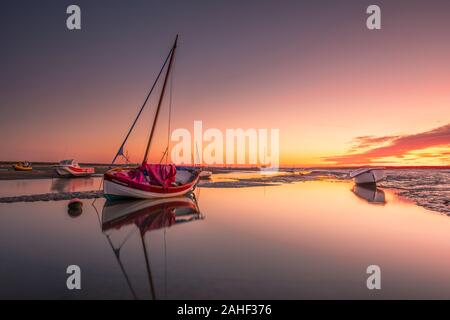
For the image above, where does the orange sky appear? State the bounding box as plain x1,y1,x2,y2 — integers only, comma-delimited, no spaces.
0,1,449,166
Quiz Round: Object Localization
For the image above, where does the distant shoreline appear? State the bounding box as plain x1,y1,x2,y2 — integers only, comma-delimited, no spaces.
0,161,448,170
0,161,447,181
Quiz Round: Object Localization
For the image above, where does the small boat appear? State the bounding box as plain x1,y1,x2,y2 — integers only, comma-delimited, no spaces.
13,161,32,171
104,35,200,200
352,184,386,204
54,159,95,177
349,167,385,185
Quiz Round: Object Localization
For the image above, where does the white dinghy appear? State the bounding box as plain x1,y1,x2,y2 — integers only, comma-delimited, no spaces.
349,167,385,185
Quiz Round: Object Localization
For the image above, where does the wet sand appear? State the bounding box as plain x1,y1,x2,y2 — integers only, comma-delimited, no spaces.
0,167,447,216
0,162,241,180
0,162,111,180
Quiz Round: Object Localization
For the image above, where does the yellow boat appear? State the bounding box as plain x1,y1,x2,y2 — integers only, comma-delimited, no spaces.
13,162,33,171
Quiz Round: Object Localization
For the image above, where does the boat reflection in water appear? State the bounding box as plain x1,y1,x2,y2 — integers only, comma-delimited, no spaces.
351,184,386,204
100,193,204,299
51,177,94,193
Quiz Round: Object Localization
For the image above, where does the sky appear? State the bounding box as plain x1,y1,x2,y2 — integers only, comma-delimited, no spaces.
0,0,449,166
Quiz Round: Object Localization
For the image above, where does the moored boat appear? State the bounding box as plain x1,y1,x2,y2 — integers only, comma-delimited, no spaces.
54,159,95,177
104,165,200,200
349,167,385,184
13,161,32,171
104,35,200,199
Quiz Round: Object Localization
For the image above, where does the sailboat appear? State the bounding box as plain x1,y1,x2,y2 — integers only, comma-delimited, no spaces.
103,35,200,200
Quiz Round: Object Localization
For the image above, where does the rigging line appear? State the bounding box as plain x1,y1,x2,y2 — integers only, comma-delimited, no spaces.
118,227,139,250
94,202,139,299
105,233,139,300
91,200,103,229
159,146,169,164
143,35,178,164
166,53,175,164
164,228,167,299
159,66,175,164
141,233,157,300
111,45,174,165
195,142,200,167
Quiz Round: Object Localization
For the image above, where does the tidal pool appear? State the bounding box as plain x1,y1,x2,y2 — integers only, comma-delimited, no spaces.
1,179,450,299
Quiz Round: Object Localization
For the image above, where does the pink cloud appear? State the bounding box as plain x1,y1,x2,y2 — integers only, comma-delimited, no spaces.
324,123,450,165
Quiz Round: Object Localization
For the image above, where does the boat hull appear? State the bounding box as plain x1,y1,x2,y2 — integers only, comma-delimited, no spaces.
13,165,32,171
353,169,385,184
103,169,200,200
55,166,94,177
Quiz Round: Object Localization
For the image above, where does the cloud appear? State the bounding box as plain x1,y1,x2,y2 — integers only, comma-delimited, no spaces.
348,135,400,152
324,123,450,165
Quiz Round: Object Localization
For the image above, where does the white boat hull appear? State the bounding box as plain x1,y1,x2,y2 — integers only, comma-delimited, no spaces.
103,178,196,199
353,169,385,184
55,167,93,177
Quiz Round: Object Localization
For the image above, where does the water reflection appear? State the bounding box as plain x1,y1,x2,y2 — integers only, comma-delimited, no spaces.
50,178,95,193
99,194,204,299
351,184,386,204
67,199,83,217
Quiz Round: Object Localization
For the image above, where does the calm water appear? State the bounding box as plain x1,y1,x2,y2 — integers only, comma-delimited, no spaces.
1,176,450,299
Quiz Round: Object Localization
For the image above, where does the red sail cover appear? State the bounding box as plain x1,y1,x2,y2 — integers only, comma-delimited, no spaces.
144,163,176,188
121,163,176,188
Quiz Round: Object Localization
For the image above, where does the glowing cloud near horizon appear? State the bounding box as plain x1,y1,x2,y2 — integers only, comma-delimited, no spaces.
324,124,450,166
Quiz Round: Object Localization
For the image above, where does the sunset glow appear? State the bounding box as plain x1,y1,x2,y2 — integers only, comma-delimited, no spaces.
0,1,449,167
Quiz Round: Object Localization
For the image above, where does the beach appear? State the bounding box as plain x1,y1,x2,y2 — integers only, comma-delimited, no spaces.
0,162,111,180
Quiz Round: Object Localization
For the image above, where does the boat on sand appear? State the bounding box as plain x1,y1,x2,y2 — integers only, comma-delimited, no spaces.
54,159,95,177
13,161,32,171
349,167,385,185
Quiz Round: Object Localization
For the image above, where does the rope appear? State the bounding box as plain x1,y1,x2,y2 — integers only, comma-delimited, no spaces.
112,45,174,165
166,54,175,164
158,52,175,165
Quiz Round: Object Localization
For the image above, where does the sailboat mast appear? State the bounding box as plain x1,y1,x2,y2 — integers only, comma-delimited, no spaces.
111,46,173,165
143,35,178,164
